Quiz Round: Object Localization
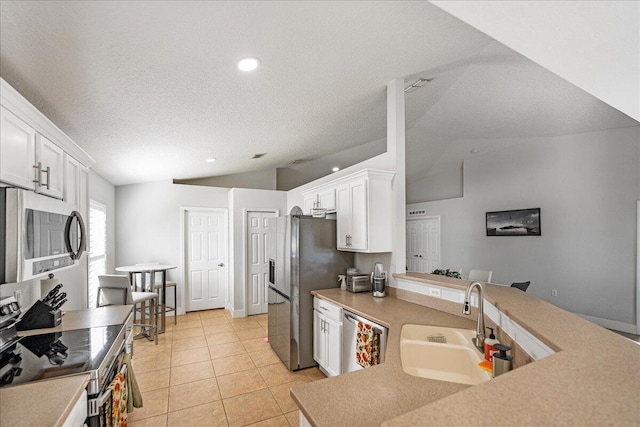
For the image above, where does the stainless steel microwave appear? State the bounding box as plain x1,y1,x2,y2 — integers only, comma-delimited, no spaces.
1,188,86,284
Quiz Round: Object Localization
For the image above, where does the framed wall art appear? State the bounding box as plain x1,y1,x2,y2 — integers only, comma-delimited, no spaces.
486,208,541,236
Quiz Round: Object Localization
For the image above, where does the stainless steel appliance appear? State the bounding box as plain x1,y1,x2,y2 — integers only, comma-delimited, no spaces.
346,275,371,293
342,309,387,373
371,262,387,298
267,215,353,371
0,310,134,426
1,188,86,284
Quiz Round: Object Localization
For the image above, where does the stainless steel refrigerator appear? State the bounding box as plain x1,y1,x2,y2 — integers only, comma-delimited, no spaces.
267,215,353,371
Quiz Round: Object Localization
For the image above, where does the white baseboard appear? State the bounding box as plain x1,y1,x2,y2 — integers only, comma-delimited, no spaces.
574,313,638,334
225,302,246,318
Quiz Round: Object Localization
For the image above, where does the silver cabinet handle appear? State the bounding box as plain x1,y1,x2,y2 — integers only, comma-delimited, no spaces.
217,263,224,267
33,162,42,185
42,166,50,189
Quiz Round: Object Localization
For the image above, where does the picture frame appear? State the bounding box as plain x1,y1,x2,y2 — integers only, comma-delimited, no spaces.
486,208,541,236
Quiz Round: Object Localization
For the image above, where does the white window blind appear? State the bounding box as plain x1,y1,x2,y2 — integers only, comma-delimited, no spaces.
88,200,107,308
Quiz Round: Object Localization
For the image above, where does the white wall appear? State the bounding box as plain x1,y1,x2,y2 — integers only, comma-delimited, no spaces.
227,188,287,316
407,126,640,331
89,170,117,274
174,168,277,190
407,166,463,203
116,180,230,313
431,1,640,121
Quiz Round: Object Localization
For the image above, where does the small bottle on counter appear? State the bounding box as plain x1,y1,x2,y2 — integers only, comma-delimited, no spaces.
492,343,513,377
484,327,499,361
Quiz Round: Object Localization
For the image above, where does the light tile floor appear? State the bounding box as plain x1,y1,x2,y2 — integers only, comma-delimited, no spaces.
129,309,325,426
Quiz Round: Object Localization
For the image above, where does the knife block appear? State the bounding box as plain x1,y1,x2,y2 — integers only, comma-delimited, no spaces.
16,300,62,331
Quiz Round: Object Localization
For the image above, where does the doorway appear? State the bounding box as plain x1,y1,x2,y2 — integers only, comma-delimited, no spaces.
183,208,228,312
246,210,278,315
406,216,441,273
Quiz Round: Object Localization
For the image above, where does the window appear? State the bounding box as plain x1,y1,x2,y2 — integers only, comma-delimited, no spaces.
88,200,107,308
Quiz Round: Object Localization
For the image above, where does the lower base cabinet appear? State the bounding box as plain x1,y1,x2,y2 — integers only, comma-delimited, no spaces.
313,298,342,377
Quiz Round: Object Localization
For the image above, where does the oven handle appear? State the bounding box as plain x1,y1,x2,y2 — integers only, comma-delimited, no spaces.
97,365,127,408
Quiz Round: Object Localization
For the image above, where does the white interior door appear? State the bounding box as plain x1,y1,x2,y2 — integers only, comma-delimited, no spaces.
406,217,441,273
421,217,441,273
406,221,421,272
186,210,228,311
247,211,277,315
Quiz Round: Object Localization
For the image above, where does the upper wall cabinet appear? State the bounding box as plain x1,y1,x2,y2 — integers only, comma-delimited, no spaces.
0,106,37,190
35,133,65,199
334,169,394,253
0,78,95,203
302,186,336,215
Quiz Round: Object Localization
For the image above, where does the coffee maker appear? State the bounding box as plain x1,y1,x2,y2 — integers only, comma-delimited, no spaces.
371,262,387,298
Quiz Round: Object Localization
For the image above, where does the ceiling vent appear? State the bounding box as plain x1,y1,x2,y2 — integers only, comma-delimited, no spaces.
404,78,433,93
290,158,307,164
252,153,267,159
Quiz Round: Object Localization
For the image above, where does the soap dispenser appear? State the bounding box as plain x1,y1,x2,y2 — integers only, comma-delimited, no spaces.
492,343,513,377
484,327,499,362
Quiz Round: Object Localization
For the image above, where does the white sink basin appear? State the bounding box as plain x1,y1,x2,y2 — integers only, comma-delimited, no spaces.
400,324,491,385
401,324,477,346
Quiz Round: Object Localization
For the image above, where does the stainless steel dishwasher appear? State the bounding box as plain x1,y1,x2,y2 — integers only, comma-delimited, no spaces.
341,310,388,373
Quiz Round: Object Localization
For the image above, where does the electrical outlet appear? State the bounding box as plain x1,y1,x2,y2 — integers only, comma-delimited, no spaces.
13,290,22,305
428,287,441,298
551,289,558,297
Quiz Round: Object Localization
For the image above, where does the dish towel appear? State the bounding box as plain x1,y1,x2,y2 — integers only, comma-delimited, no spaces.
356,321,379,368
123,353,143,412
108,372,128,427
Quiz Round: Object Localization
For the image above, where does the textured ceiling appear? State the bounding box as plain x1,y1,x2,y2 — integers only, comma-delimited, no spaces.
0,2,636,187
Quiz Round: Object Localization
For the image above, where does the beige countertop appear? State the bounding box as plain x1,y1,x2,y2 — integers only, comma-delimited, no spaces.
1,305,133,426
0,374,90,427
291,274,640,426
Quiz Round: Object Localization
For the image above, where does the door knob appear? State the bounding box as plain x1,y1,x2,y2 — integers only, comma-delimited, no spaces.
217,263,224,267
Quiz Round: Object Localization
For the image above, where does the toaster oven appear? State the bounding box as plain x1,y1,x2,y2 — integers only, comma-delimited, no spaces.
346,275,371,293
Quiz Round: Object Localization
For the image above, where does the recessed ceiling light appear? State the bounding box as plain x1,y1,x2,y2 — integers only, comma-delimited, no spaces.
470,149,479,154
237,57,260,72
332,166,340,172
205,158,216,163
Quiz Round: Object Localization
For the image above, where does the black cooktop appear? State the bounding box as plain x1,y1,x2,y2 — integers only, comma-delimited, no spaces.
0,324,123,388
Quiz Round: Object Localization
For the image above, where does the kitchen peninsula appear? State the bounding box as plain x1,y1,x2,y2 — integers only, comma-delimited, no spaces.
292,273,639,426
0,306,133,427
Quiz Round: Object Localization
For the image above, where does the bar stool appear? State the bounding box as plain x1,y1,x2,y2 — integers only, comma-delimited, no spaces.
135,263,178,325
468,269,493,283
153,280,177,325
97,275,159,344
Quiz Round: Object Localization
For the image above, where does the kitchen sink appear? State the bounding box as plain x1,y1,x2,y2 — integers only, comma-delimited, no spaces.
400,324,491,385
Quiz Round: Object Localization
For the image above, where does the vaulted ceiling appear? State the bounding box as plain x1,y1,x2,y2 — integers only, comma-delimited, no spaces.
1,1,637,188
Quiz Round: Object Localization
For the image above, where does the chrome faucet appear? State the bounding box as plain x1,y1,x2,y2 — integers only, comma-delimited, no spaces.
462,281,486,352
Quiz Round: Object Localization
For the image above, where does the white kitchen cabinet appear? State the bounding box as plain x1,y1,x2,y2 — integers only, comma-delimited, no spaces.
79,165,90,221
35,133,64,199
335,169,394,253
302,187,336,215
313,297,342,377
1,78,95,197
63,153,81,206
0,106,65,198
0,106,36,190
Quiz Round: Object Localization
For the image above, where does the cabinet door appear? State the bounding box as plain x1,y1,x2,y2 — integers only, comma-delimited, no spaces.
324,316,342,377
313,310,326,367
63,154,80,206
78,166,90,222
36,133,64,199
318,188,336,211
348,179,368,250
335,184,351,249
0,106,36,189
303,195,317,215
